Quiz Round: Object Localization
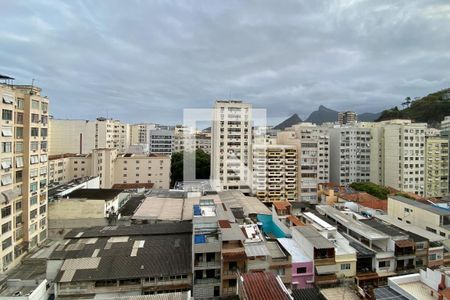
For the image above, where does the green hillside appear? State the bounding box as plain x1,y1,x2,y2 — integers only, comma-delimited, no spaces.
376,88,450,126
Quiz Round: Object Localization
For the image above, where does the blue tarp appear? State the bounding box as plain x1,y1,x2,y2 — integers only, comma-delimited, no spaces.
194,234,206,244
193,205,202,216
257,214,287,238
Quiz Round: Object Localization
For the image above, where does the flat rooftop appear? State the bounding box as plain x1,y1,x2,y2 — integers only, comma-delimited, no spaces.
375,215,445,242
277,238,311,263
295,226,334,249
360,219,409,238
66,188,123,200
316,205,389,241
218,190,271,216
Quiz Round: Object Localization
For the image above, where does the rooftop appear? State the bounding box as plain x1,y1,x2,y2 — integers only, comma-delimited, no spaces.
277,238,311,263
48,176,99,199
316,205,389,241
118,194,146,216
360,219,409,238
50,224,192,283
390,195,450,216
375,215,444,242
66,188,123,201
218,190,271,216
295,226,334,249
240,272,291,300
292,288,326,300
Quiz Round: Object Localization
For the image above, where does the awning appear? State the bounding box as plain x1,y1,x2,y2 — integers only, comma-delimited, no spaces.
315,264,338,275
222,251,247,262
0,188,19,203
315,274,338,285
2,95,14,104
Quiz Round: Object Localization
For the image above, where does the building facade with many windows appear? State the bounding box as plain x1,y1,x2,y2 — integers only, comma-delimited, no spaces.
211,101,252,192
0,82,49,272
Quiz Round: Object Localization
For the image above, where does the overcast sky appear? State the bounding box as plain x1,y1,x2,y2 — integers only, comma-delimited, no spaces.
1,0,449,125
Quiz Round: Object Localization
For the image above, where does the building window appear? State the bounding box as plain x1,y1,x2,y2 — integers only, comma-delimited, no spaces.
1,206,11,218
30,182,38,192
15,127,23,139
340,263,351,270
1,222,11,234
2,252,12,267
31,141,39,151
41,102,48,112
2,237,12,250
15,112,23,124
2,109,12,121
379,260,390,268
31,128,39,137
1,126,12,137
30,196,38,206
16,98,24,109
31,114,39,123
297,267,307,274
1,174,12,186
15,142,23,154
41,128,48,137
2,142,12,153
276,268,285,276
32,100,40,109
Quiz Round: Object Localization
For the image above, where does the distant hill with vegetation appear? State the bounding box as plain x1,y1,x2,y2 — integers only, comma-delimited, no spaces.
376,88,450,126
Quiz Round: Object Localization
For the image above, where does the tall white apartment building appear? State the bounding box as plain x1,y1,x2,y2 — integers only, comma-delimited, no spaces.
424,136,449,198
370,120,427,195
211,100,252,192
0,80,49,272
252,144,298,202
49,117,130,155
329,126,371,185
279,123,329,203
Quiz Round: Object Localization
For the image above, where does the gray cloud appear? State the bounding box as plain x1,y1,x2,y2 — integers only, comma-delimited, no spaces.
0,0,449,124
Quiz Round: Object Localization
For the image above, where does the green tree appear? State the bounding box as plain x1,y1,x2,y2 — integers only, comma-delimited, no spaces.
350,182,390,200
170,149,210,187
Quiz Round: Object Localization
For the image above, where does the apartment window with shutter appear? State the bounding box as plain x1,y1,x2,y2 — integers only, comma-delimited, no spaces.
16,157,23,168
1,158,12,170
1,126,12,137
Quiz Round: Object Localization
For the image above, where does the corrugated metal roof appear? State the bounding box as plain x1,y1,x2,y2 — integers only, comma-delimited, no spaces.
109,292,190,300
240,272,291,300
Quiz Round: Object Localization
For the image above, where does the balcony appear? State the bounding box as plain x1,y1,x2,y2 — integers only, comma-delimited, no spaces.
194,260,221,269
194,277,220,285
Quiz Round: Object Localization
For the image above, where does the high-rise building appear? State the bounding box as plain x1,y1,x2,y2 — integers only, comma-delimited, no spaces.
252,144,298,202
279,123,329,203
370,120,427,195
338,111,357,125
329,126,371,185
211,100,252,192
0,80,49,271
424,136,449,198
49,117,130,155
